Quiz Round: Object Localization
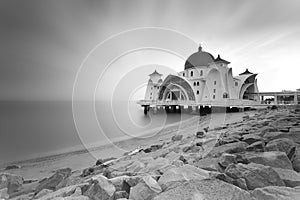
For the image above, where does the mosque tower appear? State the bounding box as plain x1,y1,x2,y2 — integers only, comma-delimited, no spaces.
144,70,163,101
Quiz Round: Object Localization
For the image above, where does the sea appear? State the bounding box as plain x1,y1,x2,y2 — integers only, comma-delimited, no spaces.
0,101,193,165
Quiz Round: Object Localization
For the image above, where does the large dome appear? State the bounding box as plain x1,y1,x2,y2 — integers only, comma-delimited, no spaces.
184,45,215,70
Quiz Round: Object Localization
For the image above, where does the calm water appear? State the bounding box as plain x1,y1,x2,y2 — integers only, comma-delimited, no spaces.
0,101,192,165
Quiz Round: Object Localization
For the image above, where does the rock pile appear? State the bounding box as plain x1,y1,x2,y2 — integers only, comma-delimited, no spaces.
2,105,300,199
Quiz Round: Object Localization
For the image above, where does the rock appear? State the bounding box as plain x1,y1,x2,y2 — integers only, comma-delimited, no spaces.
96,157,116,166
171,160,184,167
225,163,285,190
206,141,248,158
196,131,205,138
245,151,293,170
109,175,130,191
113,191,128,199
216,134,241,146
84,175,115,200
158,164,210,190
164,151,180,162
194,157,222,172
35,168,72,192
272,167,300,187
292,158,300,172
210,172,248,190
64,195,89,200
246,141,265,152
5,165,21,170
0,188,9,199
218,153,237,168
0,173,24,194
292,148,300,172
140,157,170,173
153,179,252,200
129,176,161,200
126,160,145,173
171,135,183,141
259,127,279,136
35,189,53,198
242,134,262,145
265,138,296,160
38,184,88,200
251,186,300,200
125,176,142,188
10,192,35,200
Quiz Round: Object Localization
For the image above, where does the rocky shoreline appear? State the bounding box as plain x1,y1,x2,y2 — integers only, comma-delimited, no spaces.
1,105,300,200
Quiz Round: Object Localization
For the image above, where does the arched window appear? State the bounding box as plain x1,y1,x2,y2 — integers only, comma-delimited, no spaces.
194,82,196,86
191,71,193,77
196,90,199,95
197,82,199,86
235,82,238,87
200,70,203,76
213,95,216,99
183,72,185,77
223,93,229,98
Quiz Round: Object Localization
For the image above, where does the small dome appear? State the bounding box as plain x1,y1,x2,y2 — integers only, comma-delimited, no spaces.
184,45,215,70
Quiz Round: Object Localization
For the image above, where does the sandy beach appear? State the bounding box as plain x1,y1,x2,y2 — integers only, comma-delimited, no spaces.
1,111,248,180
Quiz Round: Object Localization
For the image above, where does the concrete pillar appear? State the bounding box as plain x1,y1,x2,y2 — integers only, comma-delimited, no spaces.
153,107,157,114
274,95,278,105
261,96,264,104
191,106,197,114
143,106,149,115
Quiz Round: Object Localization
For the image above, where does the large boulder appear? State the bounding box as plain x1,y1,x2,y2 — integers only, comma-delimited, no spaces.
292,148,300,172
35,168,72,193
265,138,296,160
251,186,300,200
206,142,248,158
0,173,24,194
244,151,293,170
129,175,162,200
225,163,285,190
194,157,222,172
84,175,116,200
38,183,88,200
0,188,9,199
158,164,210,190
153,179,252,200
272,167,300,187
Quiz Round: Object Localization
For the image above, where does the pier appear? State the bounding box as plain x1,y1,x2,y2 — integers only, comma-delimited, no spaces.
138,89,300,115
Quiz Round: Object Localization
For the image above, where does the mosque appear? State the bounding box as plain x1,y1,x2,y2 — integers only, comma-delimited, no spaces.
141,44,261,114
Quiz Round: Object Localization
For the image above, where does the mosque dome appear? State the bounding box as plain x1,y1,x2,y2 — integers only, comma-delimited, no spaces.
184,45,215,70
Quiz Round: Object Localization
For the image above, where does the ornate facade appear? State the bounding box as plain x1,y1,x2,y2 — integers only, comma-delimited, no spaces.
144,45,259,104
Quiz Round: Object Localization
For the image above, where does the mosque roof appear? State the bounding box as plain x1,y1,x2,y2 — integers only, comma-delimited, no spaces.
239,68,254,75
214,54,230,64
184,45,215,70
149,70,162,76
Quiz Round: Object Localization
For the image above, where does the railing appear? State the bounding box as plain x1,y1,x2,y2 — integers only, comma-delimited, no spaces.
137,99,263,107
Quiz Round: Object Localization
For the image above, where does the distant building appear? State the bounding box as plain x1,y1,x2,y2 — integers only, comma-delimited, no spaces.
144,45,259,103
144,70,163,100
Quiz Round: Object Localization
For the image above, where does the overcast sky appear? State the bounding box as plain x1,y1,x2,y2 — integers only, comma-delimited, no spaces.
1,0,300,101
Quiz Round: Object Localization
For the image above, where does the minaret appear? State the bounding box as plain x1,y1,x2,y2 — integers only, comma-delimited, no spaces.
144,70,163,101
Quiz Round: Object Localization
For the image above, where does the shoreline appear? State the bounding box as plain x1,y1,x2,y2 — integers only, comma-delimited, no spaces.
1,111,249,179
